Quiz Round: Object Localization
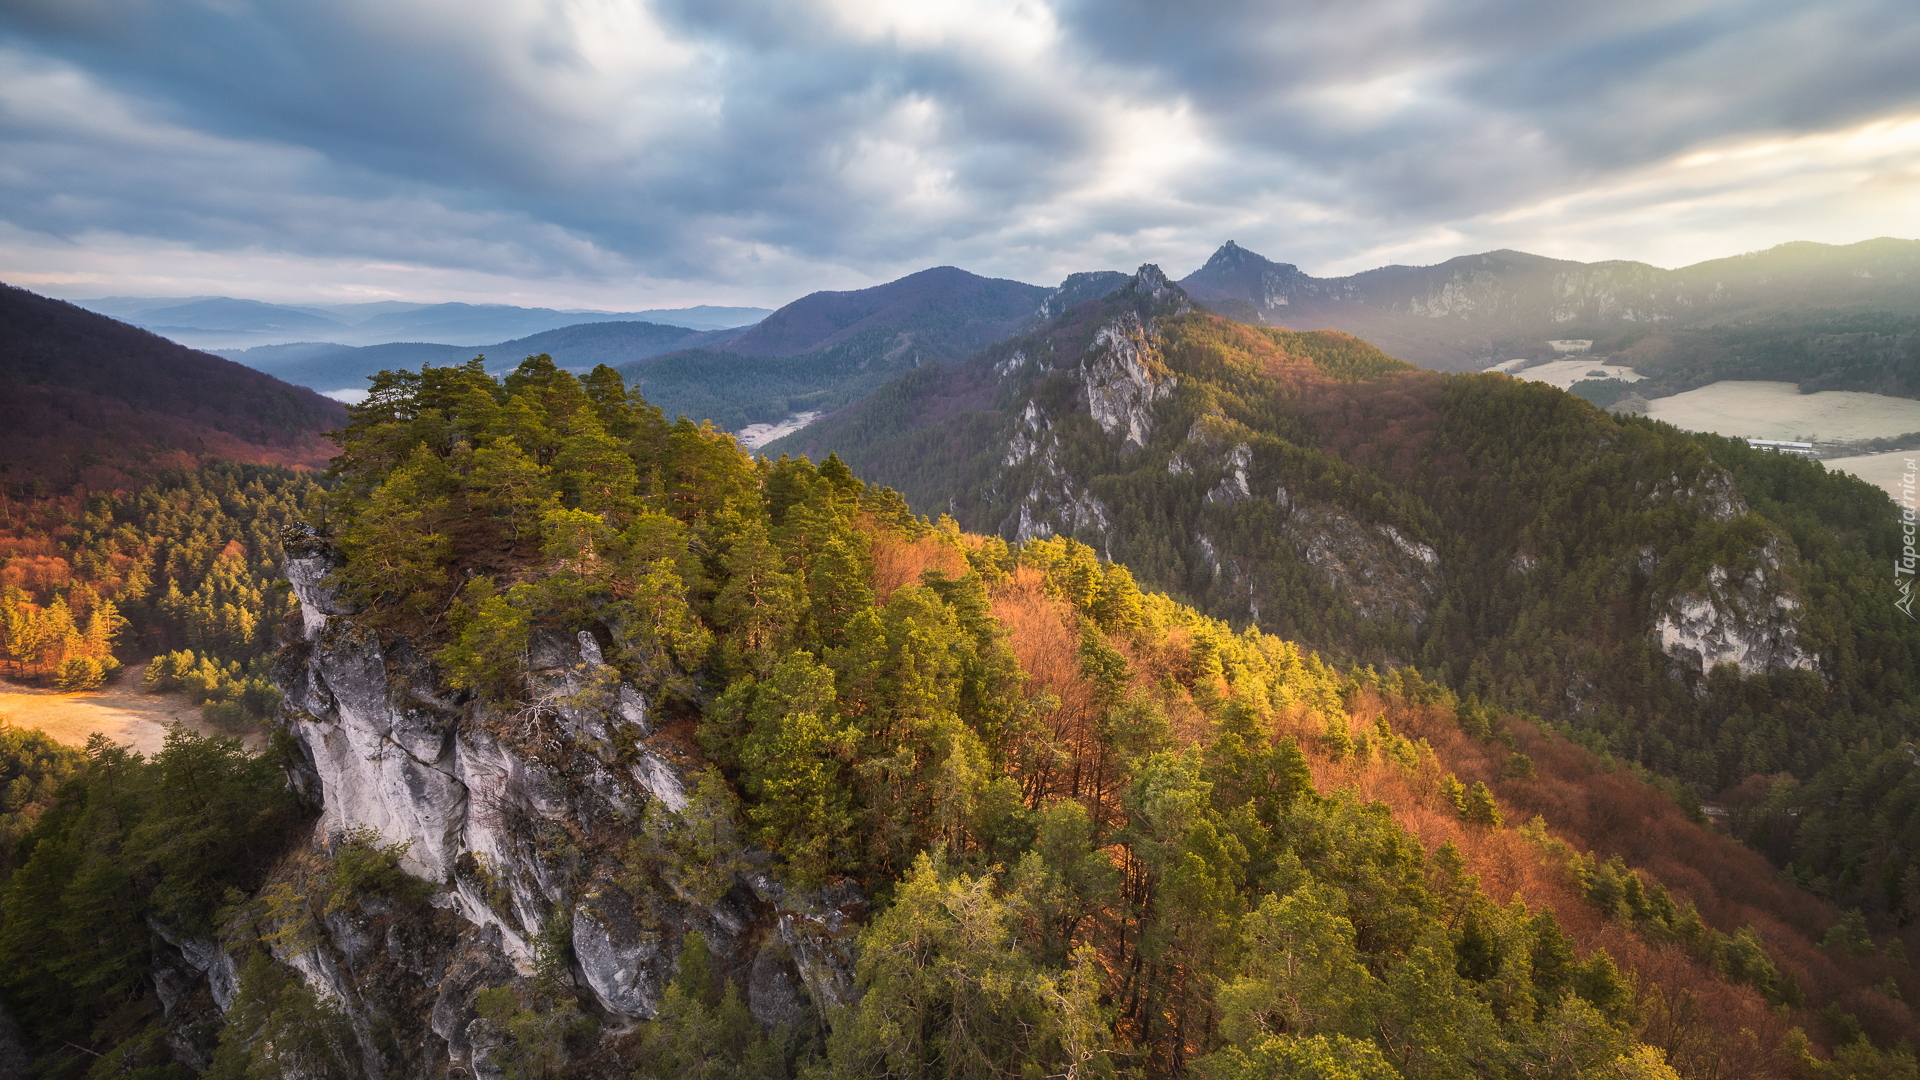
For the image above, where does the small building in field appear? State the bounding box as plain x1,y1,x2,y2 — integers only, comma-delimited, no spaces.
1745,438,1816,457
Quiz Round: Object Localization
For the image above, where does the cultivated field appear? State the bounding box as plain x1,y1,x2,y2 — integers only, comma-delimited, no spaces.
1644,381,1920,442
1485,357,1644,389
1821,450,1920,505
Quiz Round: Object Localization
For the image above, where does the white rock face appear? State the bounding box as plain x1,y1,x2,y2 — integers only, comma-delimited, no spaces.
1380,526,1438,567
1194,534,1221,577
1014,502,1050,542
1279,503,1441,629
572,892,664,1018
283,624,589,972
1654,544,1815,677
1005,402,1048,467
1005,435,1114,547
1082,310,1175,449
274,572,865,1034
1205,444,1254,505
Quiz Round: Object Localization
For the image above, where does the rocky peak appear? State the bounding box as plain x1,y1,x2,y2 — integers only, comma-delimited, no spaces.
1036,270,1129,320
1199,240,1293,275
1177,242,1311,314
1124,263,1189,312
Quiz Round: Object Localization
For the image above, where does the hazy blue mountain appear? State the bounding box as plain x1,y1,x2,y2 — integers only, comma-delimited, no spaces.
67,295,773,350
221,319,735,394
616,304,773,331
296,299,433,319
617,265,1050,430
333,301,769,342
716,266,1048,357
133,297,348,333
229,341,474,392
65,295,218,319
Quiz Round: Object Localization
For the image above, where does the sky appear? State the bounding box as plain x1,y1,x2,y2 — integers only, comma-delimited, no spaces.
2,0,1918,311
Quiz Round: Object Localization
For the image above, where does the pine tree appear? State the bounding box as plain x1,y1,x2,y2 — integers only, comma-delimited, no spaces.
1463,781,1504,828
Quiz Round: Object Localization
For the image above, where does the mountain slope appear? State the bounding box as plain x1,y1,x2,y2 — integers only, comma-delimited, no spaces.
1179,238,1920,392
0,283,346,484
2,355,1911,1077
718,265,1049,357
771,267,1920,920
616,266,1052,430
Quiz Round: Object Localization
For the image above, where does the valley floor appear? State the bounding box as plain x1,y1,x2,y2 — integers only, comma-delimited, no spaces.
1485,356,1644,388
1646,380,1920,443
1820,448,1920,503
0,662,251,755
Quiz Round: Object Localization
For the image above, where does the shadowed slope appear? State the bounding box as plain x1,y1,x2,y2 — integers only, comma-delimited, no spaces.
0,283,346,485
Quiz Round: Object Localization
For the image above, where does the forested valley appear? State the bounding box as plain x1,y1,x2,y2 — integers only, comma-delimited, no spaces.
0,352,1913,1079
774,268,1920,936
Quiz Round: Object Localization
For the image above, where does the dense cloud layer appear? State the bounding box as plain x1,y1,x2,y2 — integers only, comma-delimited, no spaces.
2,0,1917,307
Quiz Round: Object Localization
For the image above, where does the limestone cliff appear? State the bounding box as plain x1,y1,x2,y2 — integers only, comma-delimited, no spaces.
1652,537,1815,680
190,532,863,1076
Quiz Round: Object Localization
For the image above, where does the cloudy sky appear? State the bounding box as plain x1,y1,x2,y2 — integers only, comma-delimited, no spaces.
3,0,1918,310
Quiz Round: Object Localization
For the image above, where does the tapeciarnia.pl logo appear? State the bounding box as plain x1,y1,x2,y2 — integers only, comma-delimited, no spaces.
1900,458,1917,619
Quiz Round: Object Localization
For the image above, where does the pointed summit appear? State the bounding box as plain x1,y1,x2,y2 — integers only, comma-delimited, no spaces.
1179,241,1312,320
1118,263,1194,317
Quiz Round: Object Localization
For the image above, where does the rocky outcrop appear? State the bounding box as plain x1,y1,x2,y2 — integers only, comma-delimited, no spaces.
1082,309,1175,449
1627,470,1816,680
1007,459,1114,545
1204,445,1254,505
236,535,864,1073
1654,539,1815,678
1639,468,1746,522
1005,402,1049,467
1278,501,1439,629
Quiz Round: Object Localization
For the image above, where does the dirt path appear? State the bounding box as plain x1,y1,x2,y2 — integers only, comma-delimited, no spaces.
0,662,256,755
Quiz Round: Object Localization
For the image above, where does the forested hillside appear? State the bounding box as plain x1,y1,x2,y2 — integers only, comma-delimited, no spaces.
617,266,1051,431
0,463,318,720
2,358,1910,1078
771,267,1920,925
0,284,344,486
0,282,337,727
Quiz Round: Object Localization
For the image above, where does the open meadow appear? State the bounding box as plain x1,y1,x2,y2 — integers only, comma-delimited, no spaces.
0,662,251,755
1644,380,1920,442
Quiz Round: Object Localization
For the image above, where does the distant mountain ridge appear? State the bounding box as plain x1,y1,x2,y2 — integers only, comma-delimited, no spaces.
1179,237,1920,391
0,283,346,486
220,320,738,396
66,295,772,349
716,265,1049,357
